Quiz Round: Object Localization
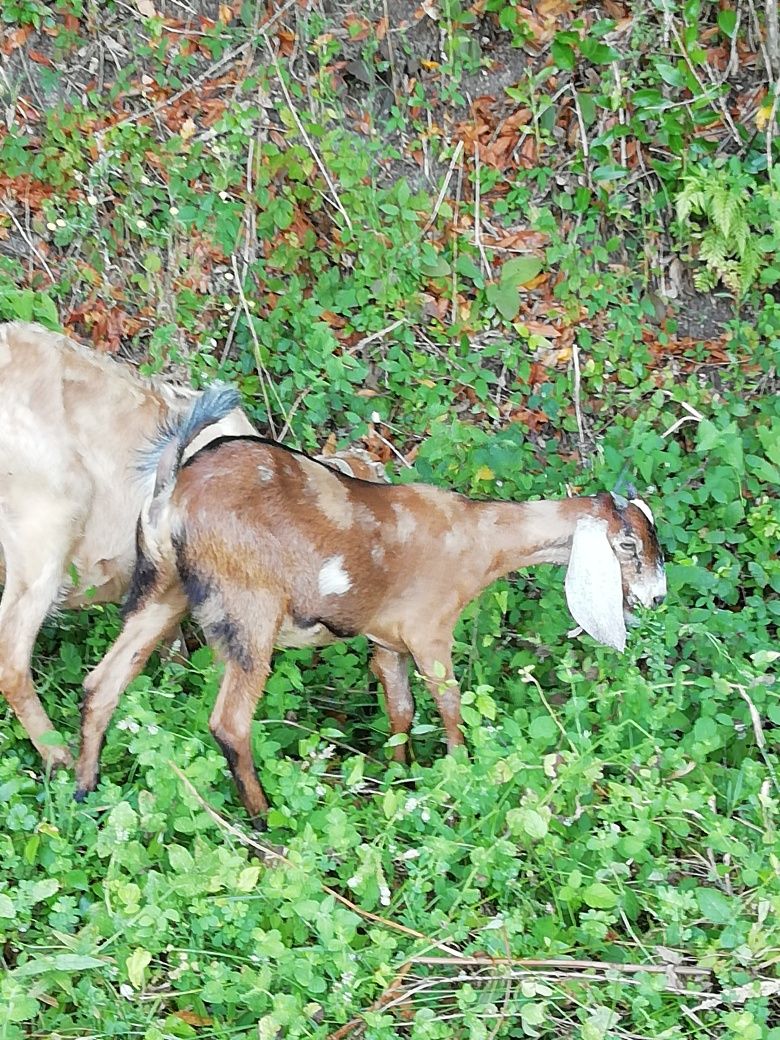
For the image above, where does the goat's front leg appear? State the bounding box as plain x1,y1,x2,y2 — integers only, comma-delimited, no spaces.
75,587,187,799
369,646,414,762
0,560,74,770
406,637,464,753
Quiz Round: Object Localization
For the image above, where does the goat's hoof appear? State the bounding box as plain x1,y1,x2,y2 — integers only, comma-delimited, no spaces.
248,814,268,833
73,781,96,803
42,746,73,772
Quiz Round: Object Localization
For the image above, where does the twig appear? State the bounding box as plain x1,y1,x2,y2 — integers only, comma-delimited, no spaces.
422,141,464,234
169,763,465,957
370,423,414,469
264,48,353,231
275,386,311,444
101,41,250,133
485,928,514,1040
101,0,298,134
230,254,282,439
726,1,743,78
765,79,780,170
327,965,413,1040
668,16,742,147
767,0,780,79
571,341,587,460
570,83,591,181
747,0,775,83
661,400,704,439
221,134,258,364
1,202,55,281
346,318,406,357
450,154,464,325
473,143,491,278
732,682,780,795
381,0,401,112
407,955,710,978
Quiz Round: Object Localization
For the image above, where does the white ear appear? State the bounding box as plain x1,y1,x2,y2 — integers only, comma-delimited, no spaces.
564,517,626,652
630,497,654,524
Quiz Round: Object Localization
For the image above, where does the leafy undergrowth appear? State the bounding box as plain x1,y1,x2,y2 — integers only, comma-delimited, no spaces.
0,1,779,1038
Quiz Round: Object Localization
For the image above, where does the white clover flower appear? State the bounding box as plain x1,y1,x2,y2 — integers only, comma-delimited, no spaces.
400,848,420,861
116,718,140,733
347,876,359,888
379,885,391,906
371,411,382,424
421,808,431,823
146,724,158,735
136,218,147,229
169,206,179,215
404,797,418,813
87,194,98,205
46,222,57,231
56,218,66,227
119,983,134,999
140,175,151,185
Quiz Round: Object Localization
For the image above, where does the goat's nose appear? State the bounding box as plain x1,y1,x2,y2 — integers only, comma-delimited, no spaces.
652,593,666,607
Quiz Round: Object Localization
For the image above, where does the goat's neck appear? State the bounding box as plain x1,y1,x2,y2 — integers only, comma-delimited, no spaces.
467,497,596,590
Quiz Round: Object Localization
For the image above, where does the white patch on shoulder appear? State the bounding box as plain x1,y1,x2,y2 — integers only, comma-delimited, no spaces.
318,555,352,596
257,464,274,482
391,503,417,543
630,498,654,525
371,543,385,563
443,527,461,551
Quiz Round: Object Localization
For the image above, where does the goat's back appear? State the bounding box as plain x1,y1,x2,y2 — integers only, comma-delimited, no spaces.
0,323,251,605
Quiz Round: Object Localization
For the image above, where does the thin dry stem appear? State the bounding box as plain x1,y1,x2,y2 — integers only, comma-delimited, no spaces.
169,763,465,957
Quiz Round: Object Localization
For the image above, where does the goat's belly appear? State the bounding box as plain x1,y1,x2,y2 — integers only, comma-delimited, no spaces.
59,558,133,608
275,615,336,649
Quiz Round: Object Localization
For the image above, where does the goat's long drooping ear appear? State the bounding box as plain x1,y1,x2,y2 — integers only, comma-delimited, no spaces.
630,498,654,524
564,517,627,652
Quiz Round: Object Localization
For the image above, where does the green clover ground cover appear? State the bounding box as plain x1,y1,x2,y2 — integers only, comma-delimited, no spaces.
0,2,778,1037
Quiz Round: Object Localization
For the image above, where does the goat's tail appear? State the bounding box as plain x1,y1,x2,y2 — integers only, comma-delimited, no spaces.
142,385,241,499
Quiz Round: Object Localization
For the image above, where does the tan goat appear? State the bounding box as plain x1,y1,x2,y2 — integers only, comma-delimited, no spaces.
0,321,383,769
75,389,667,823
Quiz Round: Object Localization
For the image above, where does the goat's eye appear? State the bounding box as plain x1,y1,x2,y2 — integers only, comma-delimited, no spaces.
620,540,637,552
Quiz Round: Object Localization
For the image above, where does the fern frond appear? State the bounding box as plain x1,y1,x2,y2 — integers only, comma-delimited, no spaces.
699,230,728,269
711,187,743,240
693,266,716,292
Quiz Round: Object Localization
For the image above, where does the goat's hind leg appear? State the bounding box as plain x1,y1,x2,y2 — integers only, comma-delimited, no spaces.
370,646,414,763
204,595,283,827
75,584,187,799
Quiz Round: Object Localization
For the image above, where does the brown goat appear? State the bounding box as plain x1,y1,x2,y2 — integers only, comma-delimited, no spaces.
75,390,666,823
0,321,382,768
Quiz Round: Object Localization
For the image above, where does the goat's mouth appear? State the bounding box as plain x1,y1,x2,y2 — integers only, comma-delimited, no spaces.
623,593,640,627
